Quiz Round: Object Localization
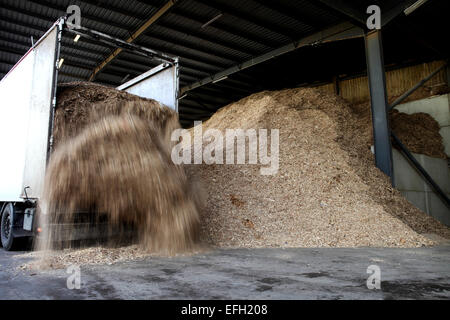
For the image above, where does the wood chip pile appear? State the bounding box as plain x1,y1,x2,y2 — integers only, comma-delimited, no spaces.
351,101,447,159
390,110,447,159
54,82,178,148
186,88,450,248
37,82,202,255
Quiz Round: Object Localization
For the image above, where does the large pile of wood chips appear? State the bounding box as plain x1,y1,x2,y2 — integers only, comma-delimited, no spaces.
350,101,447,159
186,88,449,248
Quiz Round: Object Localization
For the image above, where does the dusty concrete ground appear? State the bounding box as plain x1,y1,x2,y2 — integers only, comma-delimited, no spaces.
0,246,449,299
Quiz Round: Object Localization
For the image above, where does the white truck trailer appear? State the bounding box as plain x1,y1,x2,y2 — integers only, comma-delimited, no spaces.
0,17,179,250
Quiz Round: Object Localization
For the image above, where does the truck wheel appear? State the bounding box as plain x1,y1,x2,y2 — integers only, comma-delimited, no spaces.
1,203,16,251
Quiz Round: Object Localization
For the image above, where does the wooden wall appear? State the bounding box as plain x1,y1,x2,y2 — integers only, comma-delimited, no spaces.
315,60,448,105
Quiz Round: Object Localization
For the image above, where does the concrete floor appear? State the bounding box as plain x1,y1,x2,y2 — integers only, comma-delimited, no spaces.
0,246,449,299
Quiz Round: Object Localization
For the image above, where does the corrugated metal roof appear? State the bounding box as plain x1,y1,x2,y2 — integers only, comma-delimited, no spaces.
0,0,447,126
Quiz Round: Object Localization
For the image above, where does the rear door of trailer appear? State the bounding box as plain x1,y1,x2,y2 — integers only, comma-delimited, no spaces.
117,62,179,111
0,23,59,203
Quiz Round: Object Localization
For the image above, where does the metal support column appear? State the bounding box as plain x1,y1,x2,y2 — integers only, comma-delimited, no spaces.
447,61,450,87
333,75,340,96
365,30,394,183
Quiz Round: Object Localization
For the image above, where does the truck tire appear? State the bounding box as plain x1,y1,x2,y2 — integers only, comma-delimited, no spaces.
1,203,16,251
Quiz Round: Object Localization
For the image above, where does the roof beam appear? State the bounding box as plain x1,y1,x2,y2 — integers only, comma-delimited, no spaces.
88,0,177,80
181,22,364,95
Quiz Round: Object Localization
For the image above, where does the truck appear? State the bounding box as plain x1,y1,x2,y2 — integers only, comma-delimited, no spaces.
0,17,180,250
